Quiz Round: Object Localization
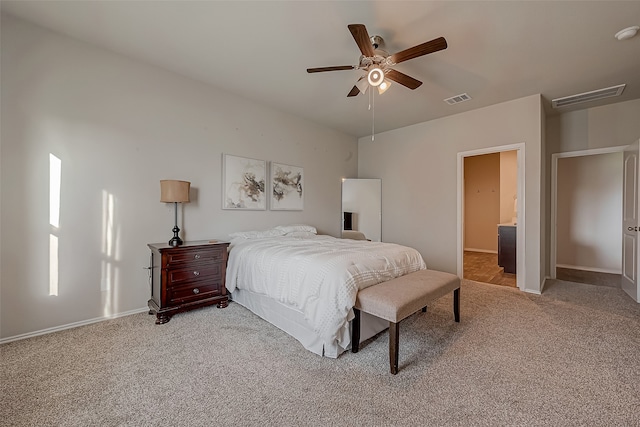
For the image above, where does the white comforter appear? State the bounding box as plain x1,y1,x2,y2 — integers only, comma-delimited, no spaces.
226,234,426,352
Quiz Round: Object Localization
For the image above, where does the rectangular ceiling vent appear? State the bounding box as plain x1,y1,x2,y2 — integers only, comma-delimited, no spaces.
444,93,472,105
552,84,626,108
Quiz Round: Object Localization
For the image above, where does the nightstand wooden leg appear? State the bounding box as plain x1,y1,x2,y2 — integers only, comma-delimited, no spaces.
155,313,170,325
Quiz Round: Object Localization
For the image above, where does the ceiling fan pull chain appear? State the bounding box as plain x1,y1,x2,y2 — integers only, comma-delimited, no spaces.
371,90,375,141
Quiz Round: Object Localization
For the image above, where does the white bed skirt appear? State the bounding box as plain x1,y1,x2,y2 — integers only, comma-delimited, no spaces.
230,288,388,358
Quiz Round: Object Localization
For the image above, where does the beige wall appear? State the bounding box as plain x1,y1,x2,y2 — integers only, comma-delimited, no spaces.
546,99,640,154
0,15,357,339
500,151,518,223
464,153,500,252
358,94,543,294
556,153,622,273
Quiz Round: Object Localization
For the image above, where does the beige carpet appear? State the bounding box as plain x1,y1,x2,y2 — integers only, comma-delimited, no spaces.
2,279,640,426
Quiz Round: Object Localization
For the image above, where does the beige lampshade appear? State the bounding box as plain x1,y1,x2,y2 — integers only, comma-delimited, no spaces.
160,180,190,203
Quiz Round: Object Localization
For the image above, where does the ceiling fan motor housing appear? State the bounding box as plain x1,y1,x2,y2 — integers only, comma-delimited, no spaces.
370,35,384,49
359,36,393,76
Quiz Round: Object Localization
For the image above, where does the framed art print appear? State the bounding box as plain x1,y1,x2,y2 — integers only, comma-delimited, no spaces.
222,154,266,210
270,162,304,210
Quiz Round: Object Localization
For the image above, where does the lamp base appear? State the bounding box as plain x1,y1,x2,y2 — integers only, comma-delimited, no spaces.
168,225,183,247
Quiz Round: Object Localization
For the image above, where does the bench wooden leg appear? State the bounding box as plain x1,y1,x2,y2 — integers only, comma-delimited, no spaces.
453,287,460,322
352,308,361,353
389,321,399,375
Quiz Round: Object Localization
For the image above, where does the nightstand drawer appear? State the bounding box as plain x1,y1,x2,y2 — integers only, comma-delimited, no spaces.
165,246,226,266
168,282,223,304
166,263,222,286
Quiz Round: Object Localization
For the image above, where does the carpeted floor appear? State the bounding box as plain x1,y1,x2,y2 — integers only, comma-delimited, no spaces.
2,279,640,426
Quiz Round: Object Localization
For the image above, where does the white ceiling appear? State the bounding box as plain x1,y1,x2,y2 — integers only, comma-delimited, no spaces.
2,1,640,138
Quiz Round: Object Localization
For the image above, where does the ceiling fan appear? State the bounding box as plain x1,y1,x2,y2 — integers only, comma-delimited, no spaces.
307,24,447,97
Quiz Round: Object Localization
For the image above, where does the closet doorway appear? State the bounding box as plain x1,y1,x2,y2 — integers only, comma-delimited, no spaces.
551,147,625,287
457,144,525,290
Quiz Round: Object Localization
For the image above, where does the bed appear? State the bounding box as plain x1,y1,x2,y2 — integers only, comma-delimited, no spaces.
225,225,426,358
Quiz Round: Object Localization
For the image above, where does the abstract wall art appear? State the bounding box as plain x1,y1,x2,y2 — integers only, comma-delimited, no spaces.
222,154,266,210
270,162,304,210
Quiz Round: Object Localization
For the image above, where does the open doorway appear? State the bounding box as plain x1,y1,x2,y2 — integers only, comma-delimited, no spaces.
457,144,525,290
463,151,517,287
551,147,625,287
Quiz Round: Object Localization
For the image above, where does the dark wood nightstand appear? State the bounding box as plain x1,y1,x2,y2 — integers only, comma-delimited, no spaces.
147,240,230,324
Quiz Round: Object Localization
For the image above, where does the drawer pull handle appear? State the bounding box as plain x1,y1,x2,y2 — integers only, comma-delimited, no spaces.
193,271,200,276
193,288,199,294
194,254,201,260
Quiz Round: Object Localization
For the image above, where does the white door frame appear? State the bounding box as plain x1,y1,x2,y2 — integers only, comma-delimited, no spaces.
550,146,627,279
457,143,525,290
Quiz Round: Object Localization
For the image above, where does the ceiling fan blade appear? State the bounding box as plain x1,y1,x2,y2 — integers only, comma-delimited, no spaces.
348,24,375,57
389,37,447,64
385,69,423,90
347,86,360,97
307,65,357,73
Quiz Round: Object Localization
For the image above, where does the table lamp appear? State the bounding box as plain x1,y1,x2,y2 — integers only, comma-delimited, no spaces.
160,180,190,246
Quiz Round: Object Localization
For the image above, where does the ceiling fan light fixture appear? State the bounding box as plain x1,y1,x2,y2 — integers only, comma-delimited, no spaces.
615,26,639,41
367,67,384,87
377,79,392,94
355,77,369,94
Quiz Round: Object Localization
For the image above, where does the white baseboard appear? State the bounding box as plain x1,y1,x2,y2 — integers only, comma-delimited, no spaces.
464,248,498,254
0,307,149,345
556,264,622,275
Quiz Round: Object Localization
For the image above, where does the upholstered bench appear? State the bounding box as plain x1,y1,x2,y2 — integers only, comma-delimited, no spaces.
351,269,460,374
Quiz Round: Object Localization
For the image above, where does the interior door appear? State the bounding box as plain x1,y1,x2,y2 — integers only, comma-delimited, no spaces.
622,140,640,302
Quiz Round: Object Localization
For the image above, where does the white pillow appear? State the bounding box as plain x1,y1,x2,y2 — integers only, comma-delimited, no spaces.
228,228,285,239
283,230,317,237
274,224,317,235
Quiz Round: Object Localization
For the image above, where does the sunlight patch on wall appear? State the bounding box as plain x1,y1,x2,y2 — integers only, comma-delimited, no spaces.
49,154,61,228
102,190,115,258
49,235,59,296
101,260,112,315
101,190,119,316
49,153,62,296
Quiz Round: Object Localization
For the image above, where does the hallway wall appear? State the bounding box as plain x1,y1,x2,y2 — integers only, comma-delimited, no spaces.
500,151,518,224
464,151,518,253
464,153,500,252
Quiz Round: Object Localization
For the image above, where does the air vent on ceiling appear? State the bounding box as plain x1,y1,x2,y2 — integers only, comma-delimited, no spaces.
552,84,626,108
444,93,472,105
